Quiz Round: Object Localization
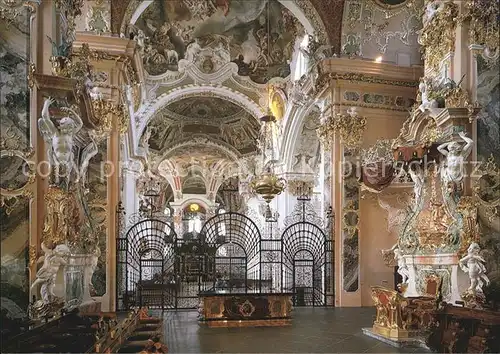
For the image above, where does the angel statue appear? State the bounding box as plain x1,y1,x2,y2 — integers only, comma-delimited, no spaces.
418,79,439,112
38,97,83,188
459,242,490,294
437,131,473,198
381,244,409,284
394,246,410,284
31,243,71,304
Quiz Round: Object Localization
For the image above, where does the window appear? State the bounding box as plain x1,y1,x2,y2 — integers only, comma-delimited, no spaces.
188,217,202,233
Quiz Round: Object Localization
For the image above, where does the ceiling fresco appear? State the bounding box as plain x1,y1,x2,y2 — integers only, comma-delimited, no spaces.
133,0,303,83
146,96,260,156
167,97,244,121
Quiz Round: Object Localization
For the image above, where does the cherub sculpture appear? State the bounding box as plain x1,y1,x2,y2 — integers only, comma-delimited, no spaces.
31,243,71,303
437,132,473,193
383,244,410,284
459,242,490,294
418,79,438,112
38,97,83,186
394,247,410,284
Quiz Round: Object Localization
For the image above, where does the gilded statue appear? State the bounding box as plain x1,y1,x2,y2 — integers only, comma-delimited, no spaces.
31,242,71,303
437,132,473,195
459,242,490,294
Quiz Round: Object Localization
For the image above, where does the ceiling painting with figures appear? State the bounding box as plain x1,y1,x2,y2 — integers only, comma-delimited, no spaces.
130,0,303,83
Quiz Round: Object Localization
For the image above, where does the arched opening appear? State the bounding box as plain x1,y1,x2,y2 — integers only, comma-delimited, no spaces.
281,222,333,306
200,212,262,291
117,219,177,310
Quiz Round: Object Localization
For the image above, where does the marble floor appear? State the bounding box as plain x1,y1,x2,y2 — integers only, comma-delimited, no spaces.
160,308,430,353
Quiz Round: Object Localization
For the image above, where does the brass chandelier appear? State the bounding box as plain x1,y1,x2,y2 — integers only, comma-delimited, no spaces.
250,114,286,204
249,1,286,203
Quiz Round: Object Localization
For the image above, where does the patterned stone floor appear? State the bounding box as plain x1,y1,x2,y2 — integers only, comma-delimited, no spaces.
159,307,430,353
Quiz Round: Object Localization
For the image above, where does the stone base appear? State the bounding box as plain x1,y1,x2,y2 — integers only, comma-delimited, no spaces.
362,328,429,350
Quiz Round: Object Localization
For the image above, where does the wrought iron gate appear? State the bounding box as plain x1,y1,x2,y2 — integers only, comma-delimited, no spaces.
117,218,177,310
200,212,262,292
117,213,333,310
281,222,334,306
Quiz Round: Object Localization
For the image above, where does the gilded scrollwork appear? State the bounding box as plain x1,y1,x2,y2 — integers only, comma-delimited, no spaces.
91,97,127,134
27,62,36,89
459,0,499,63
317,107,366,149
473,154,500,223
287,179,314,197
29,244,37,268
0,0,39,26
418,1,459,74
456,196,480,256
42,186,82,246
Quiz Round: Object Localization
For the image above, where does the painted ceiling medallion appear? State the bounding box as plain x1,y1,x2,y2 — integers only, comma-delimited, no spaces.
132,0,303,83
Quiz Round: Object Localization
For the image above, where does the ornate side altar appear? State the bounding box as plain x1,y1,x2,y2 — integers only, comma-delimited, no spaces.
198,291,293,327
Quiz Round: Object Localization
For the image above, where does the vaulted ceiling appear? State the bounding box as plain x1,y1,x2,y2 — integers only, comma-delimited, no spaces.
146,96,260,157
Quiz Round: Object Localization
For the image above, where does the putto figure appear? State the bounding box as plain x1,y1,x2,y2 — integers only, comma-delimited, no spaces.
394,247,410,284
38,97,83,185
31,243,71,303
459,242,490,294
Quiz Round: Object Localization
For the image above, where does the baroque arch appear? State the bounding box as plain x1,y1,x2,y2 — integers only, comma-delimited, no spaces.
135,85,265,148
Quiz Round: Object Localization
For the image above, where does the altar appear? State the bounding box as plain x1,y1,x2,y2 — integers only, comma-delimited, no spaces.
198,291,293,328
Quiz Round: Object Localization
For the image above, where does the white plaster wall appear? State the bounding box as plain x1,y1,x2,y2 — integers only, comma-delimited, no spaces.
341,0,424,66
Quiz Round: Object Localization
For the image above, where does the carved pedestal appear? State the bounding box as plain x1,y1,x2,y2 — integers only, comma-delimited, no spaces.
65,253,99,306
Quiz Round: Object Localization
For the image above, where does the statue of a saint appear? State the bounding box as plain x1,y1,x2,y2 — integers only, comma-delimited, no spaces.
437,132,473,196
459,242,490,294
30,243,71,303
408,163,425,210
38,97,83,186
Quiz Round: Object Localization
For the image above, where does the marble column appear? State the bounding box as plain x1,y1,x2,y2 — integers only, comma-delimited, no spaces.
31,0,57,291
